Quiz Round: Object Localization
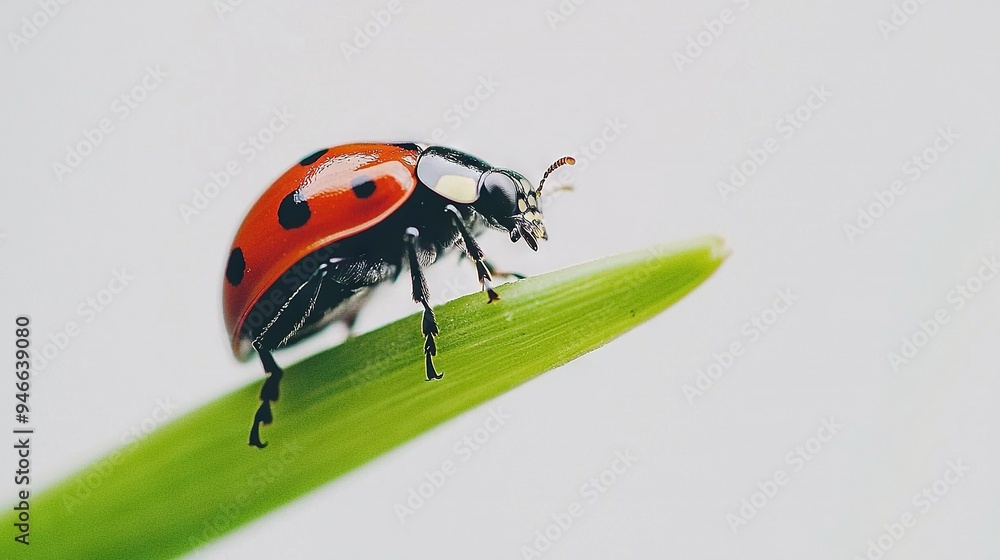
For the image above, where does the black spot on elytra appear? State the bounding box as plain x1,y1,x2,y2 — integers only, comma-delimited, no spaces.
351,177,377,198
278,191,311,229
299,148,329,166
226,248,246,286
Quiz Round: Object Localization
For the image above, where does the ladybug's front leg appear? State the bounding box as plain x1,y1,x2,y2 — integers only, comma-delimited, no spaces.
404,227,443,381
444,205,500,302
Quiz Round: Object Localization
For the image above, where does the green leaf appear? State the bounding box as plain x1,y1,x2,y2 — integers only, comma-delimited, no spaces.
3,236,728,559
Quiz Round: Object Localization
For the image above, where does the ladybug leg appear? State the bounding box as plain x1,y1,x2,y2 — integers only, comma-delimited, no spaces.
482,259,527,280
247,266,327,448
249,348,283,449
444,205,500,302
540,184,574,201
404,227,443,381
343,309,361,338
452,251,524,281
336,286,375,339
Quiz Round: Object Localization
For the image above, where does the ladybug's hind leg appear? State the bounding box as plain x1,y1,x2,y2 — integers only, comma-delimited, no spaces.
404,227,443,381
249,349,283,448
247,264,327,448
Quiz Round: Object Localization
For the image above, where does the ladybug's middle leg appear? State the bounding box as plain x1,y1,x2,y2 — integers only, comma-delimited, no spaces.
404,227,443,381
444,205,500,302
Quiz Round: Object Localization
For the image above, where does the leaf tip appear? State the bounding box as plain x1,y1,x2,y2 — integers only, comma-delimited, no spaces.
707,235,731,262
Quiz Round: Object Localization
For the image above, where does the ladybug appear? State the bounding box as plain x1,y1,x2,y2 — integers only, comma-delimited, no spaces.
223,143,574,448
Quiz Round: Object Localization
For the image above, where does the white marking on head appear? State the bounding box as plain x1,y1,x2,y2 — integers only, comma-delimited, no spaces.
430,174,479,203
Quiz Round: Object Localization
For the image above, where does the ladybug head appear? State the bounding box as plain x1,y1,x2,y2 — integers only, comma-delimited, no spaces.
475,157,575,251
414,146,574,251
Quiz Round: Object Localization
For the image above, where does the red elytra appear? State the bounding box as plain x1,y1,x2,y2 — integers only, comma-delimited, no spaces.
222,143,419,359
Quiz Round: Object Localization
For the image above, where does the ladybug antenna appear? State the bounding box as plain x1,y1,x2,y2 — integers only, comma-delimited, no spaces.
536,156,575,196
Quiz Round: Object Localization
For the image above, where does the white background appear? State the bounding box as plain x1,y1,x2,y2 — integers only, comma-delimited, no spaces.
2,0,999,558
